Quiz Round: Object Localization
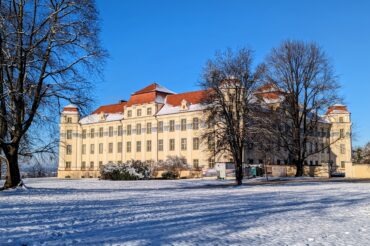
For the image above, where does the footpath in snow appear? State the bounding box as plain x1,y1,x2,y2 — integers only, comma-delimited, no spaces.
1,178,370,245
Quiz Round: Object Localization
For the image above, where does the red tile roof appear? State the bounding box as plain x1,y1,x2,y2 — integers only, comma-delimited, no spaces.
132,83,175,95
92,101,126,114
63,107,78,112
166,90,208,106
326,105,348,114
126,92,157,107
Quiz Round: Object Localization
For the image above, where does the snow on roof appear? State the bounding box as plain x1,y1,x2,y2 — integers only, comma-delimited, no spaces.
156,103,205,116
92,101,126,114
79,113,124,125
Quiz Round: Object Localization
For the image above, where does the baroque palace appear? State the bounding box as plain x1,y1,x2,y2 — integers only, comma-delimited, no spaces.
58,83,352,178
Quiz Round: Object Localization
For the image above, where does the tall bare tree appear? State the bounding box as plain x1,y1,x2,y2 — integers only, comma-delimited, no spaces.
0,0,105,189
264,40,340,176
200,48,263,185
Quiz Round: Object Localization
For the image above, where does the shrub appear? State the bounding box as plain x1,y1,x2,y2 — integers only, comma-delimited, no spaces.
100,163,144,180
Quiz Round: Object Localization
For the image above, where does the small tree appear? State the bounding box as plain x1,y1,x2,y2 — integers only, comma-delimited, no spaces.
200,48,263,185
264,40,340,176
0,0,105,189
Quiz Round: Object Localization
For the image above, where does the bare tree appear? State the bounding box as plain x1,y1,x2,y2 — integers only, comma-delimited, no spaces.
200,48,263,185
264,40,340,176
353,142,370,164
0,0,105,189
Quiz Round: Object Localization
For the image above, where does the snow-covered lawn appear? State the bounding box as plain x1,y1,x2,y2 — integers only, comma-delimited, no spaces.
1,178,370,245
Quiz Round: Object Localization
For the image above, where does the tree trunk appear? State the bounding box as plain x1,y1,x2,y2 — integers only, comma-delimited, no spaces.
235,160,243,186
3,145,21,189
295,159,304,177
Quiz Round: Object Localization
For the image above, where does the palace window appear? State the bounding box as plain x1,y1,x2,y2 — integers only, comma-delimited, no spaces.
169,120,175,132
118,126,123,136
117,142,122,153
193,117,199,130
66,117,72,123
136,123,141,135
137,109,142,117
136,141,141,152
147,107,152,115
158,139,163,151
90,161,94,169
147,122,152,134
127,110,132,117
65,162,71,169
82,129,86,139
108,143,113,153
181,119,186,131
81,161,86,169
158,121,163,133
90,144,95,154
169,139,175,151
99,143,103,154
181,138,187,150
339,117,344,123
127,125,132,135
193,159,199,168
82,144,86,155
66,145,72,155
90,128,95,138
99,127,104,137
193,138,199,150
127,141,131,152
147,140,152,152
66,130,72,139
109,126,113,137
340,129,345,138
99,161,103,168
340,144,346,154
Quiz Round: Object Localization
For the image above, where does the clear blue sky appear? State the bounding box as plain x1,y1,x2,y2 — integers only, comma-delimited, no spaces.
95,0,370,147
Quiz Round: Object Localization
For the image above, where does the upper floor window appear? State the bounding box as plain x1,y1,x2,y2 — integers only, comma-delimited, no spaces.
90,128,95,139
193,118,199,130
340,144,346,154
147,122,152,134
127,125,132,135
339,117,344,123
137,109,142,117
118,126,123,136
127,110,132,117
82,130,86,139
147,107,152,115
66,145,72,155
66,117,72,123
108,143,113,153
181,119,187,131
169,120,175,132
109,126,114,137
117,142,122,153
99,127,104,137
158,139,163,151
90,144,95,154
158,121,163,133
193,138,199,150
99,143,103,154
66,130,72,139
82,144,86,155
136,123,141,135
340,129,345,138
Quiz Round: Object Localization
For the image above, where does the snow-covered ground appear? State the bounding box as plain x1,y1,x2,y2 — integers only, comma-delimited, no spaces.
1,178,370,245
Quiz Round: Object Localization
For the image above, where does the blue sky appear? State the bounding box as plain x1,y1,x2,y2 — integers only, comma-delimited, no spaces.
95,0,370,146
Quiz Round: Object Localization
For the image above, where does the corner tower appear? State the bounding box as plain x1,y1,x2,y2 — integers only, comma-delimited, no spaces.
326,104,352,173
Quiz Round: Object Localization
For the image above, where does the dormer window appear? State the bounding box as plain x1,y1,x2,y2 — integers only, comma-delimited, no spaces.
99,112,107,121
181,99,189,110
